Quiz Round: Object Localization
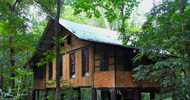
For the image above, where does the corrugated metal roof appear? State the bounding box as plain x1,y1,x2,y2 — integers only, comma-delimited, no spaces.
28,18,129,67
59,19,122,45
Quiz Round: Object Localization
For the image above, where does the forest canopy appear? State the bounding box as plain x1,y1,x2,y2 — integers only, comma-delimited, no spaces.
0,0,190,100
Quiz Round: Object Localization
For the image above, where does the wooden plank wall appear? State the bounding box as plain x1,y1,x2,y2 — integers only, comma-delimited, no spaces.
45,34,94,88
93,46,160,88
33,66,46,89
115,48,160,87
33,79,45,89
94,44,115,72
116,71,140,87
94,44,115,87
94,71,115,87
116,71,160,87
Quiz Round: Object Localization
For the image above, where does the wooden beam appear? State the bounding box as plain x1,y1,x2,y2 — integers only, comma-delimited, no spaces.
91,87,97,100
32,89,36,100
111,88,117,100
44,88,48,100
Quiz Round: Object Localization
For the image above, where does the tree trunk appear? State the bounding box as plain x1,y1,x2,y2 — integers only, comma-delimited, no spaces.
55,0,61,99
5,1,18,92
102,9,110,30
0,65,3,88
188,46,190,99
103,18,110,30
121,0,125,32
9,34,15,92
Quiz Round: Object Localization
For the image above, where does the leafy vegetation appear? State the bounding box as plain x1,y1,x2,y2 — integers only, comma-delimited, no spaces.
121,0,190,99
0,0,42,99
3,0,189,99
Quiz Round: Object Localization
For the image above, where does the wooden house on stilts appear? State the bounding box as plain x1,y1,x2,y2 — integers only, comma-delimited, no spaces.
28,17,160,100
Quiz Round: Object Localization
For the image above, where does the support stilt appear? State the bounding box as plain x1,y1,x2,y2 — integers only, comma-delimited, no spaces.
37,90,39,99
44,88,48,100
32,89,36,100
111,88,117,100
91,87,97,100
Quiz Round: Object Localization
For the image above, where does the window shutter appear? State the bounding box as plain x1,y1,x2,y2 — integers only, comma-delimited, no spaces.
71,53,75,73
82,50,86,76
49,62,52,80
70,53,72,78
100,53,104,62
100,52,108,71
84,49,89,72
82,48,89,76
104,52,108,71
70,51,75,78
100,53,104,71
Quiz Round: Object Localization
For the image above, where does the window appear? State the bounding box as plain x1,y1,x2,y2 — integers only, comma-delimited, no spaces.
35,66,44,79
67,34,71,45
70,51,75,78
100,52,108,71
82,46,89,77
49,62,52,80
59,56,63,78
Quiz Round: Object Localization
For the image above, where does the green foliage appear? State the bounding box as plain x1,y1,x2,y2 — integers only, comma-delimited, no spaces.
71,0,140,32
0,0,45,99
0,69,33,100
121,0,190,99
118,20,141,47
36,37,65,67
72,0,139,22
61,6,107,29
141,93,150,100
81,88,91,100
44,79,79,100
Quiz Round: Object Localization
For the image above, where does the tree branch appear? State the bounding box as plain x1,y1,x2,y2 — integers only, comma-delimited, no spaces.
12,0,18,11
33,0,55,18
121,0,125,32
